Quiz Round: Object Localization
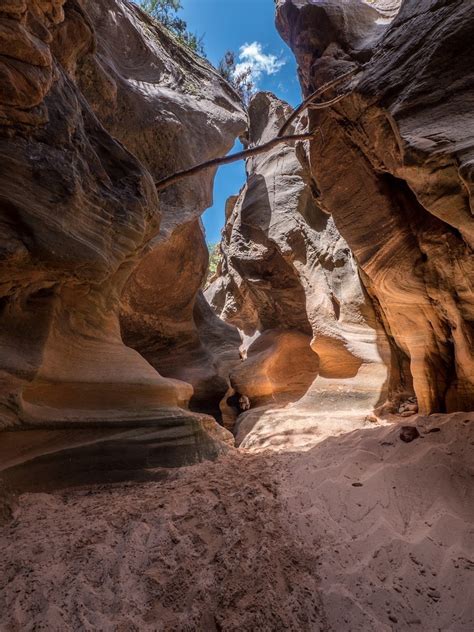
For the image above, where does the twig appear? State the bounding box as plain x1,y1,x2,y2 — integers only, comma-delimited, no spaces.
307,92,348,110
277,67,359,137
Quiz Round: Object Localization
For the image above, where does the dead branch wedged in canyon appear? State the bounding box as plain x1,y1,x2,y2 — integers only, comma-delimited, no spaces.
154,70,358,192
154,132,314,191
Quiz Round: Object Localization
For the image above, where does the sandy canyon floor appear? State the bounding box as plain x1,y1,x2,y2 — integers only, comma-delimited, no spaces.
1,413,473,631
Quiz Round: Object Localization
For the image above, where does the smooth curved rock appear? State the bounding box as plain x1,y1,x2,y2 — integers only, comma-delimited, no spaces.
0,0,235,468
276,0,474,414
230,330,320,408
76,0,246,413
207,91,392,445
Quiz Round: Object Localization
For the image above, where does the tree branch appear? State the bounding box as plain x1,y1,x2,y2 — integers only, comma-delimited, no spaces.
154,131,315,191
154,68,359,192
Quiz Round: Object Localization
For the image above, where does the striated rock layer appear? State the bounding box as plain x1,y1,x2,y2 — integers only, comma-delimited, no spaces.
77,0,246,416
0,0,243,470
207,91,392,448
276,0,474,414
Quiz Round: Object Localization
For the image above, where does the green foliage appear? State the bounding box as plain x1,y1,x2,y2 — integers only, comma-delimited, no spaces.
139,0,205,56
217,50,254,107
140,0,181,29
179,31,206,56
207,242,221,284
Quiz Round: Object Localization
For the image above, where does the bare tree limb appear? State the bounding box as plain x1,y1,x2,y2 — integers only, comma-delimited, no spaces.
155,131,315,191
277,67,359,137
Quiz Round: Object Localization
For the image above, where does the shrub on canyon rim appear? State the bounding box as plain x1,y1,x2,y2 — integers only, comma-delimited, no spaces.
139,4,253,106
218,50,255,106
139,0,206,55
206,242,221,286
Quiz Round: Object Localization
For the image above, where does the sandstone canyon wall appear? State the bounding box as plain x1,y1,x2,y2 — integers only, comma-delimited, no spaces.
1,0,472,477
74,0,245,416
275,0,474,415
205,0,473,448
0,0,244,479
206,91,393,449
72,0,247,410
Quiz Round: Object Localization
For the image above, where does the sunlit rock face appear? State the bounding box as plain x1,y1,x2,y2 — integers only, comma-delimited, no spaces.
276,0,474,414
78,0,246,416
0,0,239,477
207,91,392,449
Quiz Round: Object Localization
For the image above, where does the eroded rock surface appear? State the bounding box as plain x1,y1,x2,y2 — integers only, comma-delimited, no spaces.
77,0,246,415
0,0,242,470
276,0,474,414
207,91,391,448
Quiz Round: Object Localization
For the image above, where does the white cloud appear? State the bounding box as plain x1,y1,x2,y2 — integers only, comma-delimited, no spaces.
234,41,285,87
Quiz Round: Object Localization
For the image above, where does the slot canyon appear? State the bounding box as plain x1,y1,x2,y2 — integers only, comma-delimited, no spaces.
0,0,473,629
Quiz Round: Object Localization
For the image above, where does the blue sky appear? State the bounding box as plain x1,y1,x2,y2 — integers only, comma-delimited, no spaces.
178,0,302,243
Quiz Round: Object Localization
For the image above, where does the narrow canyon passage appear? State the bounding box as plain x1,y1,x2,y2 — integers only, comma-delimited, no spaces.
0,0,473,630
